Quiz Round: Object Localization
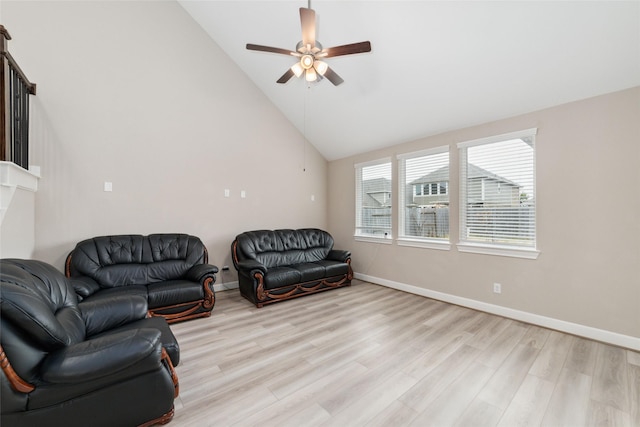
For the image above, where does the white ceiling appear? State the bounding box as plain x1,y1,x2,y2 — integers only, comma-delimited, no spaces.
178,1,640,161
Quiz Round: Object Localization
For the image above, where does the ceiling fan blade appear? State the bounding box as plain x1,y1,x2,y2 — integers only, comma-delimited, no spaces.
322,66,344,86
246,43,298,56
321,41,371,58
300,7,316,48
276,68,296,84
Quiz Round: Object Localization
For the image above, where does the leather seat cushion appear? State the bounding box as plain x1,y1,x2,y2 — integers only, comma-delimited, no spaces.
264,267,302,290
95,316,180,366
293,263,326,282
146,280,204,309
81,285,148,304
316,260,350,277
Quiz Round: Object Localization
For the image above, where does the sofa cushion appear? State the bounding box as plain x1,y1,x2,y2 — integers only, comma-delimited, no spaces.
92,316,180,366
293,263,327,282
316,260,350,277
147,280,204,309
81,285,148,304
263,266,302,290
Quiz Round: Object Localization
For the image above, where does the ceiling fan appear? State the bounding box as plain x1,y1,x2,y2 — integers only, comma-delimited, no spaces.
246,6,371,86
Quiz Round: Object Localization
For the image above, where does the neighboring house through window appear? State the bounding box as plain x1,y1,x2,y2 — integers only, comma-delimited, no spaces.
458,128,539,259
398,146,450,250
355,158,392,241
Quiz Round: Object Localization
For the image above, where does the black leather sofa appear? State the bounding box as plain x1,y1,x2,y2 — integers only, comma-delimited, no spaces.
0,259,180,427
66,234,218,323
231,228,352,307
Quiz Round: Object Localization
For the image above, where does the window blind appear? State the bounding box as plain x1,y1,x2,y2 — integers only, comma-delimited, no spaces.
397,146,449,241
459,129,536,248
355,159,392,238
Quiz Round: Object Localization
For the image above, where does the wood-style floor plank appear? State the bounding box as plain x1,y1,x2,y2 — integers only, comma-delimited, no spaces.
168,280,639,427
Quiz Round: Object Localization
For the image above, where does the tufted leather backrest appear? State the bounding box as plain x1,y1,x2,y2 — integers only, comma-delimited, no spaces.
1,259,85,348
234,229,333,268
1,259,86,382
66,234,207,288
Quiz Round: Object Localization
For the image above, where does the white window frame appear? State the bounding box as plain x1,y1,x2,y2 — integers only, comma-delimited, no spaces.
397,146,450,251
457,128,539,259
354,158,393,244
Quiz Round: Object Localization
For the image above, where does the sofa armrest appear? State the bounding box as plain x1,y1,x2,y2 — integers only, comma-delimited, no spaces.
69,276,100,300
327,249,351,263
236,259,267,276
185,263,218,282
41,328,162,384
79,295,149,337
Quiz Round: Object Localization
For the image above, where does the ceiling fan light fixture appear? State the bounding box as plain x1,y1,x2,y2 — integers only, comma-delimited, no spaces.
314,60,328,76
301,54,314,70
291,62,304,77
305,67,317,82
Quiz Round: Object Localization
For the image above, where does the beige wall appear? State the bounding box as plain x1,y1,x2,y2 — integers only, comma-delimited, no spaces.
2,1,327,274
329,87,640,340
1,185,36,259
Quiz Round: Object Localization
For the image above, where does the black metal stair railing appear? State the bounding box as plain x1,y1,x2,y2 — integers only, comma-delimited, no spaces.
1,25,36,170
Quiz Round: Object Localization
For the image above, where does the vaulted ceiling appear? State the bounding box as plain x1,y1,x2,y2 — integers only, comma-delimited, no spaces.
178,1,640,161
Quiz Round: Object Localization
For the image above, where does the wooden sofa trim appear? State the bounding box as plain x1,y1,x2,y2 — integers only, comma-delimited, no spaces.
137,408,174,427
161,347,179,398
0,344,35,393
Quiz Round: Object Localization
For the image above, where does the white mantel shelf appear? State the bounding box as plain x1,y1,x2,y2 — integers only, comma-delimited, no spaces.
0,161,40,191
0,161,40,225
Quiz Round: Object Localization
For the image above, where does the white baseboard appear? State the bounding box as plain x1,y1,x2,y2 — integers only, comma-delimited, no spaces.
354,273,640,352
214,280,238,292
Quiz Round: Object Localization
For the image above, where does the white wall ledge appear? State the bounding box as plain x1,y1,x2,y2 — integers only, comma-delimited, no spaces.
0,162,40,225
397,237,451,251
457,242,540,259
0,161,40,192
354,235,393,245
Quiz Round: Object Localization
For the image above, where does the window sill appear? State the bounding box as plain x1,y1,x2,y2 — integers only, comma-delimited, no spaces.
397,237,450,251
457,242,540,259
354,235,393,245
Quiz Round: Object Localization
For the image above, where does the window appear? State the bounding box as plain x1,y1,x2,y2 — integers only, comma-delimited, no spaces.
397,146,450,249
355,158,392,241
458,128,538,259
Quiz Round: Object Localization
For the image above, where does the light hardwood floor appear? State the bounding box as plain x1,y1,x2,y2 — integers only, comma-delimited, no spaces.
168,280,640,427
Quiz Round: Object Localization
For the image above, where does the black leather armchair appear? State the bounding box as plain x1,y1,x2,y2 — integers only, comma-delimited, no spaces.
1,259,180,427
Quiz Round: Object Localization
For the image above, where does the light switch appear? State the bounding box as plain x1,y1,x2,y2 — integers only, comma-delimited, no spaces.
224,189,230,198
104,182,113,192
240,190,246,199
311,194,315,202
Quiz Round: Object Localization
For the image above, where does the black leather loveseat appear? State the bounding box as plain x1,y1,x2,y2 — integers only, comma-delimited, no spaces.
66,234,218,323
231,228,352,307
0,259,180,427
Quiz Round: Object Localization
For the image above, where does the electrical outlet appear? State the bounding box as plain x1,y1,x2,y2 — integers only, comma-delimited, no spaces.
493,283,502,294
